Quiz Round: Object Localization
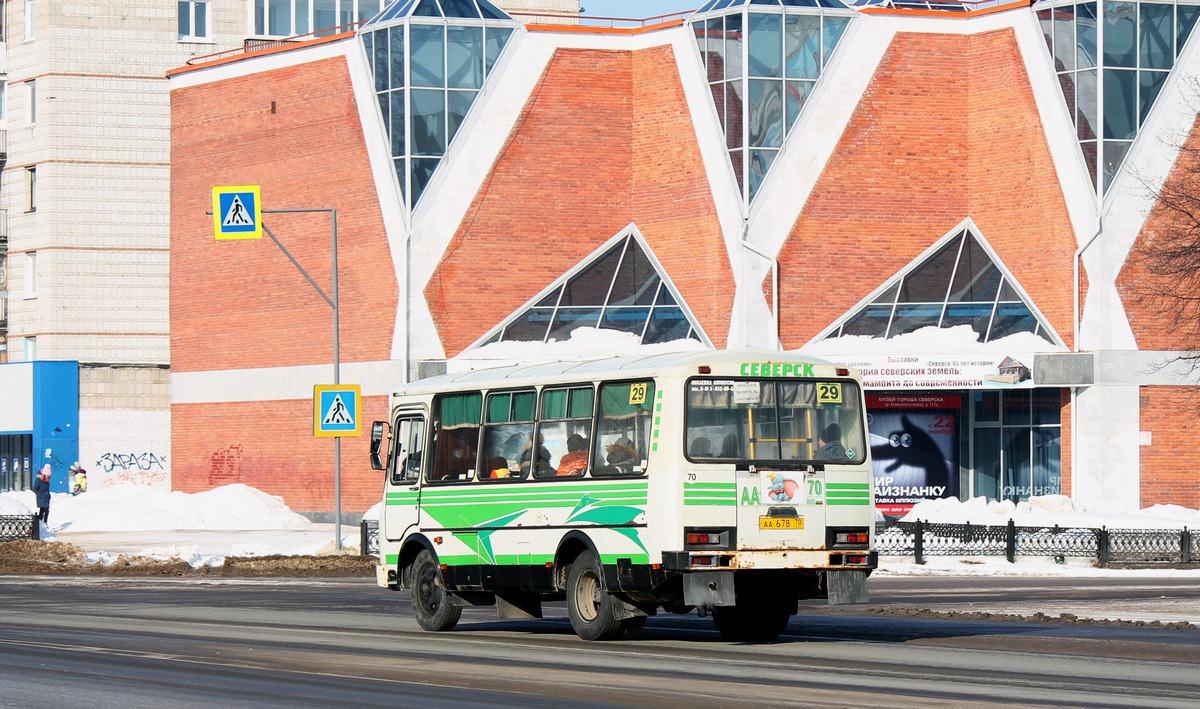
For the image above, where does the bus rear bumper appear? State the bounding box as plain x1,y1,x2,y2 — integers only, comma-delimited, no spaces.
662,550,877,571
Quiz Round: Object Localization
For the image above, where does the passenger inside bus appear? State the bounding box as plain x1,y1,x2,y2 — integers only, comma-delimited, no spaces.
815,422,846,461
556,434,588,477
689,436,713,458
519,436,552,476
486,456,512,479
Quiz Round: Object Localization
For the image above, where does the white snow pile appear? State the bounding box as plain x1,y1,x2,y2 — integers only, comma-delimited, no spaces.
802,324,1062,356
899,495,1200,530
453,328,706,370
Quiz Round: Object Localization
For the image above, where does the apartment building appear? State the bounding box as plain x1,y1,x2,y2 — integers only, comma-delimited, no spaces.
0,0,576,498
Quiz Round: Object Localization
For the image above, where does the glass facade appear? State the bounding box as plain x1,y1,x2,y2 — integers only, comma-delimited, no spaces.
826,228,1059,345
477,232,707,347
690,0,854,204
1034,0,1200,191
969,389,1063,502
361,0,517,210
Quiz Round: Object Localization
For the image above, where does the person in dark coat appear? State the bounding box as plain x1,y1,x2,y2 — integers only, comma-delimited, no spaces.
32,465,52,524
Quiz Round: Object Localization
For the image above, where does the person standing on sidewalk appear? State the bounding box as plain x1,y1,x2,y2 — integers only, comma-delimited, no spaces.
32,465,52,525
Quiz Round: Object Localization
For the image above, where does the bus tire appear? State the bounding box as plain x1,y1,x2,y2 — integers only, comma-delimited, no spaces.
410,549,462,632
712,603,790,642
566,550,629,641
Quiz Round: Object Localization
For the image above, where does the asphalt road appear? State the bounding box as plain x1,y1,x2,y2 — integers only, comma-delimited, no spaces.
1,575,1199,708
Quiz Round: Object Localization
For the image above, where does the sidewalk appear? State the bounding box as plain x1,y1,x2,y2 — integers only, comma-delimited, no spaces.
53,524,356,557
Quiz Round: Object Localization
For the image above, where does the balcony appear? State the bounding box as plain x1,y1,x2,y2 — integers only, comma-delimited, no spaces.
0,130,6,161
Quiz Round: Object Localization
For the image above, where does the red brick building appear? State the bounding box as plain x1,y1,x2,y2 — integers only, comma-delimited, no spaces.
168,0,1200,516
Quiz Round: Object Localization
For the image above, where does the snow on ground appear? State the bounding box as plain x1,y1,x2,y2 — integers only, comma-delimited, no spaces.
3,483,1200,576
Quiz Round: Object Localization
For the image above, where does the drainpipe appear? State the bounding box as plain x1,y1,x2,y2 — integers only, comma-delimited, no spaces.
741,219,780,350
1072,214,1103,508
402,229,411,385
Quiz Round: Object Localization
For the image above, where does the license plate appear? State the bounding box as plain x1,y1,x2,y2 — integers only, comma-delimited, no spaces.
759,516,804,530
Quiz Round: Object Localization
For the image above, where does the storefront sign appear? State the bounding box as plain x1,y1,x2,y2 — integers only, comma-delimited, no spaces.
825,354,1035,390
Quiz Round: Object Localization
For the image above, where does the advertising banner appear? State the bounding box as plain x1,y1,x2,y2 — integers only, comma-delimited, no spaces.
868,394,960,516
823,354,1034,390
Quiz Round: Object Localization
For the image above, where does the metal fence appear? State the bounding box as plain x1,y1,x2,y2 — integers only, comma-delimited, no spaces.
361,519,379,558
877,519,1200,566
0,515,39,542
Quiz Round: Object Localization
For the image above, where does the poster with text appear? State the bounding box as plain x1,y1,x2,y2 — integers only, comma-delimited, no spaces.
867,394,960,516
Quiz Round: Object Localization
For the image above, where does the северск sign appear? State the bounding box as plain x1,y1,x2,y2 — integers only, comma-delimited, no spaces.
821,353,1037,390
212,186,262,240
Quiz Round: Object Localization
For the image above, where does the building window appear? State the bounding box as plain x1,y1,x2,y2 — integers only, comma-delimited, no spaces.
26,167,36,212
0,81,7,120
690,0,854,205
25,0,35,41
22,336,37,362
24,252,36,299
475,230,708,349
823,226,1060,346
256,0,382,38
178,1,211,41
26,80,35,125
361,0,517,210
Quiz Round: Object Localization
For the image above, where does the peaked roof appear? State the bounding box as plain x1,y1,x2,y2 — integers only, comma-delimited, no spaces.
366,0,513,26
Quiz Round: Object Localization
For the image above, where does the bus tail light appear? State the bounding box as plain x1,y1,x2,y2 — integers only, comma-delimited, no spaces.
836,368,850,376
836,532,869,544
684,527,733,550
690,555,716,567
846,554,867,565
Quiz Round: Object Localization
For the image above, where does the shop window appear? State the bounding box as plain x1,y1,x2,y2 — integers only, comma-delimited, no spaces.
823,226,1061,346
970,389,1063,503
472,230,709,348
690,0,854,205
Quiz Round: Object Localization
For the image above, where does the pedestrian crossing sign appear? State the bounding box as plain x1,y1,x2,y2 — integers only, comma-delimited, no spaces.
314,384,361,437
212,186,262,240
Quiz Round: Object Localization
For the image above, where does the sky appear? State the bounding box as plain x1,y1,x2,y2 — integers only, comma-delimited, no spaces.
5,482,1200,577
581,1,702,20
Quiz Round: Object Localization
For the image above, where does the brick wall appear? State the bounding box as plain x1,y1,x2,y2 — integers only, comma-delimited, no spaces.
170,56,398,509
777,30,1075,349
1118,115,1200,350
427,46,731,356
1138,386,1200,508
170,57,397,374
172,394,390,515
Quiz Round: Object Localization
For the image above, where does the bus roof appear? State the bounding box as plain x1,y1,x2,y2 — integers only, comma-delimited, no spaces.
394,350,841,396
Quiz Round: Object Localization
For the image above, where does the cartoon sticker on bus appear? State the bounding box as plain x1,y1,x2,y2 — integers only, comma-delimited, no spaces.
763,472,801,502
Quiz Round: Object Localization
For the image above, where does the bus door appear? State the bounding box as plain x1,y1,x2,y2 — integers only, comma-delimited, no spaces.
384,414,426,542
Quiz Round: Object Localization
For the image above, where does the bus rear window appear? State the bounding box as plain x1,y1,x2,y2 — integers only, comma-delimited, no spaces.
685,378,866,465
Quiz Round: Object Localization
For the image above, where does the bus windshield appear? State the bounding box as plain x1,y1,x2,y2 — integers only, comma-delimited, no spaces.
684,378,866,465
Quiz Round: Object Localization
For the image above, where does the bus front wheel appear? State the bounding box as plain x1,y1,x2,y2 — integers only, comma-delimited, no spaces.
410,549,462,632
712,603,790,642
566,550,643,641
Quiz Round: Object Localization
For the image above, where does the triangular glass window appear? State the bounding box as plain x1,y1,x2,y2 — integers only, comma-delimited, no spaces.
472,230,710,348
822,227,1060,346
691,0,854,205
1034,0,1200,193
361,1,519,212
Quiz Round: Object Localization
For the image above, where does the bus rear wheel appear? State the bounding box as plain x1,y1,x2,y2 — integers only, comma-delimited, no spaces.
712,603,790,642
566,550,643,641
410,549,462,632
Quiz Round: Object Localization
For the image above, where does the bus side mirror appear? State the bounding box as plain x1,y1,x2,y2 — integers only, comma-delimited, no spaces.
370,421,387,471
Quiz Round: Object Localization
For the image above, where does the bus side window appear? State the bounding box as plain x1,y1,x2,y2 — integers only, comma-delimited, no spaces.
593,380,654,477
535,386,594,479
481,390,535,480
429,392,481,483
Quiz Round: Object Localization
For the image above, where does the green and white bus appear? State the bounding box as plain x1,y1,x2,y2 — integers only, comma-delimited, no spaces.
370,350,876,641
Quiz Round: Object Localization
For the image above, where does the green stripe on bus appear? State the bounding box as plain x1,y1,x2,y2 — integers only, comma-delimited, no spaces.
826,483,870,490
826,490,869,498
826,499,870,505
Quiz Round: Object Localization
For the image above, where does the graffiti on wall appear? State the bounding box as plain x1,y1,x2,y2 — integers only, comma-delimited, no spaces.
210,444,243,484
97,451,169,487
